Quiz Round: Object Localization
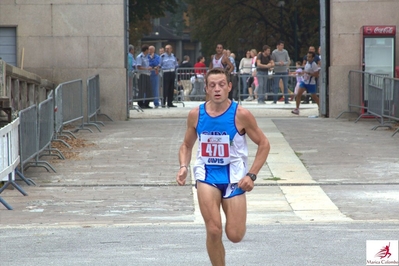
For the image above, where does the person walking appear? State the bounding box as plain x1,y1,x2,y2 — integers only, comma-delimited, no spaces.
176,67,271,266
160,44,178,108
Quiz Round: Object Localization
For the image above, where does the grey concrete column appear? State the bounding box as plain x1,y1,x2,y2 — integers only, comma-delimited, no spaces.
155,42,162,53
195,42,202,61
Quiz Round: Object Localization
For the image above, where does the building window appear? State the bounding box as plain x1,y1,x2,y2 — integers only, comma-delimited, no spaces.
0,27,17,66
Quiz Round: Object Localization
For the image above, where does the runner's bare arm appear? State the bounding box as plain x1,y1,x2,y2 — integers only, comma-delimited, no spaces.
209,55,214,69
236,107,270,191
176,107,199,186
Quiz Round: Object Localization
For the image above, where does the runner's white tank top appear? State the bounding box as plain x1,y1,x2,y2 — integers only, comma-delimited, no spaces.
212,54,225,68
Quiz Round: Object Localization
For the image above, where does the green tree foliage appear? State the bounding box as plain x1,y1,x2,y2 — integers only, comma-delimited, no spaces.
184,0,320,62
169,0,188,37
128,0,178,43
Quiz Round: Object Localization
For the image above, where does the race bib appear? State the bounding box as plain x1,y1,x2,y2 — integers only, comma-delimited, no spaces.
200,134,231,165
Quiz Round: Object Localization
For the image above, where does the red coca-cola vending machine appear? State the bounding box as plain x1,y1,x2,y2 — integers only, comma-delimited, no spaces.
361,25,396,77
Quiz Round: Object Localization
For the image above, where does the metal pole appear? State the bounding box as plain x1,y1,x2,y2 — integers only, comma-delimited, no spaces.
294,1,298,61
319,0,327,116
280,5,283,39
125,0,129,119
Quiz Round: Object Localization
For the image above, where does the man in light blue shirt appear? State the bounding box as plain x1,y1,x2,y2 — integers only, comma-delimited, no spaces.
136,44,152,108
128,44,136,72
127,44,136,105
148,45,161,108
160,44,178,107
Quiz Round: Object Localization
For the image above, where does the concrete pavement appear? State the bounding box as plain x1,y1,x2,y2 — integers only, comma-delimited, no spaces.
1,100,398,224
0,100,398,265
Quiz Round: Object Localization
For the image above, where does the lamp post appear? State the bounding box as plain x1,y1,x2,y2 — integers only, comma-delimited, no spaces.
294,0,298,61
277,1,285,40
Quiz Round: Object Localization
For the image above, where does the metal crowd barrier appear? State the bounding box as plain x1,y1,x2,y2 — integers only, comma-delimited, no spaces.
176,67,208,102
54,79,91,139
383,77,399,136
38,98,64,162
337,70,399,136
84,74,113,132
128,70,165,111
19,104,59,175
175,66,307,103
240,66,317,102
0,118,29,210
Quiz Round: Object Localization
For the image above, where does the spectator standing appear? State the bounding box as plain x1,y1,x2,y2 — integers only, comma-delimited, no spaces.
128,44,136,72
245,49,258,101
194,56,206,75
256,45,274,104
160,44,179,108
148,46,161,108
136,44,152,109
271,41,291,104
239,51,253,100
128,44,136,105
227,50,238,100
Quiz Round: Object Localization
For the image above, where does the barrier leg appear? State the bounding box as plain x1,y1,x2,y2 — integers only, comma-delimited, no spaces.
52,138,71,149
73,127,93,134
40,148,65,160
24,161,56,173
0,196,12,210
15,169,36,186
83,122,102,132
0,174,28,196
392,128,399,137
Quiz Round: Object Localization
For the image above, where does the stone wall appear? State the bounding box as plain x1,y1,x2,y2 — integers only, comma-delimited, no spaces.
0,0,127,120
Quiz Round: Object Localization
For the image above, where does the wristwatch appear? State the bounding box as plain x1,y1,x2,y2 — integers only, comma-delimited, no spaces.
246,173,257,181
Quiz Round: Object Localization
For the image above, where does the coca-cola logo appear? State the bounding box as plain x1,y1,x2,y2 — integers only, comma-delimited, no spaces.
374,27,394,34
364,26,396,36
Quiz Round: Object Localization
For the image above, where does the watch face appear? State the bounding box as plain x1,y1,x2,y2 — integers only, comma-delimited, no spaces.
248,173,256,181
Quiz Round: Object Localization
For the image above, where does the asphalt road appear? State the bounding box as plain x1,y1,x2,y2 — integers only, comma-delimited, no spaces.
1,223,398,266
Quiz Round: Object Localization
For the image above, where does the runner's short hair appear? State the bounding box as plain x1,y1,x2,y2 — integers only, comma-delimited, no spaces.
205,68,230,85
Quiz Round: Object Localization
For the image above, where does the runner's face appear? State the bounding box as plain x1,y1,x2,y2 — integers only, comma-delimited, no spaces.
206,74,231,103
216,45,223,54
